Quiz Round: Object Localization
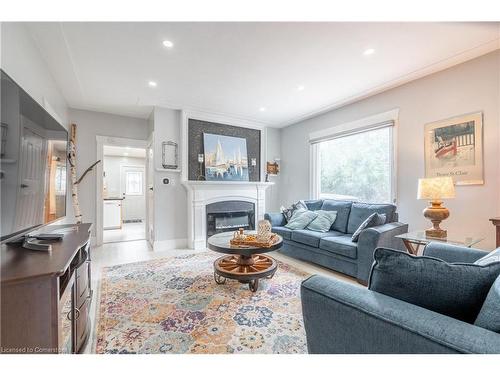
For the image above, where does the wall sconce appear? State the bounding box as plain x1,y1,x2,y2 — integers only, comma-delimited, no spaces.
246,157,257,178
265,158,280,182
197,153,205,180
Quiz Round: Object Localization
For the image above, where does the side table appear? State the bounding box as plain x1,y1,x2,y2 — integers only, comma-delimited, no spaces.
395,231,483,256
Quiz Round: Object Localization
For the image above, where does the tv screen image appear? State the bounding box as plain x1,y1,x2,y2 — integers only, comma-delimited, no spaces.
1,70,68,241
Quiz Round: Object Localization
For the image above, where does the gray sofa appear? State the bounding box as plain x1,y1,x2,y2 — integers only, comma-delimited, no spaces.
301,243,500,354
265,199,408,284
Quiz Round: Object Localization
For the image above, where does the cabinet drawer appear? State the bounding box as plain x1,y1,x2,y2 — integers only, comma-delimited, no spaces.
75,296,90,352
58,275,75,354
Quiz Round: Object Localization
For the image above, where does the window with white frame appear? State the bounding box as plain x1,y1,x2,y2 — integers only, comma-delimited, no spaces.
311,119,396,204
125,171,143,195
55,164,67,195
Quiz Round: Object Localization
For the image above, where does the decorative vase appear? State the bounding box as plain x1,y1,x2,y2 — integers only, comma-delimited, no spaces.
257,219,272,242
233,228,246,241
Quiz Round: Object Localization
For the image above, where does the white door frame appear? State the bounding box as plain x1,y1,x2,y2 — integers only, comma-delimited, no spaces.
145,134,154,246
96,135,148,246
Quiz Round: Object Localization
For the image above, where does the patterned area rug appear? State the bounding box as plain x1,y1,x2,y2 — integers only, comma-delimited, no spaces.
95,251,310,354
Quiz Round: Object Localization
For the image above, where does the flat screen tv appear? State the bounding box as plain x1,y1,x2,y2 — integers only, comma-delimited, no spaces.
1,70,68,242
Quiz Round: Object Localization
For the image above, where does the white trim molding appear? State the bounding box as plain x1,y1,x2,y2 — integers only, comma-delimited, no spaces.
279,39,499,128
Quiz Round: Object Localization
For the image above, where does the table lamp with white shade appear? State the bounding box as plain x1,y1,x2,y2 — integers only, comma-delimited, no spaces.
417,176,456,238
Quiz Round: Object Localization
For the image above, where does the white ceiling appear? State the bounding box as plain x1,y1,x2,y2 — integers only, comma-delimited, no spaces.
103,145,145,158
26,22,499,127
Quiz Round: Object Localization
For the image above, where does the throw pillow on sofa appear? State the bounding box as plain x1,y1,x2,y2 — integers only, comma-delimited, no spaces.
280,200,308,222
368,248,500,323
351,213,386,242
474,275,500,333
474,247,500,266
284,210,318,230
306,210,338,232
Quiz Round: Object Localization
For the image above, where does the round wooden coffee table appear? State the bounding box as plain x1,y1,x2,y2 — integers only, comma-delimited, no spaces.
207,231,283,292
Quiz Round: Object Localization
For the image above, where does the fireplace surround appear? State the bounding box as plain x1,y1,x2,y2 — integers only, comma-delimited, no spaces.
183,180,271,250
180,111,273,250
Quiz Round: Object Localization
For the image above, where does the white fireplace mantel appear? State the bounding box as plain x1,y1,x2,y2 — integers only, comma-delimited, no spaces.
183,180,273,250
183,181,274,187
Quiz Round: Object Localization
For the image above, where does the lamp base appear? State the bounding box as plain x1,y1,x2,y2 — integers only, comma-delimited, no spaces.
423,200,450,239
425,228,447,239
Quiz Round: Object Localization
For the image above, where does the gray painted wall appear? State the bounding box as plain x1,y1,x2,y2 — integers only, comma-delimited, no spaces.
151,107,187,244
68,108,149,236
265,127,282,212
280,51,500,249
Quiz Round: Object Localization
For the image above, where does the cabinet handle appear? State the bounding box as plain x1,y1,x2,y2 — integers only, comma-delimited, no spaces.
66,307,80,321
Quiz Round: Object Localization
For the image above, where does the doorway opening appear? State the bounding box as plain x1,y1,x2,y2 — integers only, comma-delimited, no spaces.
102,144,147,244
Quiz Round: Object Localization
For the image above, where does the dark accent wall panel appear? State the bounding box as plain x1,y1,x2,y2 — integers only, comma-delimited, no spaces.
188,118,261,181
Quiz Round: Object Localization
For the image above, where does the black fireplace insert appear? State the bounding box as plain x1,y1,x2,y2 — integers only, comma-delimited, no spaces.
206,201,255,239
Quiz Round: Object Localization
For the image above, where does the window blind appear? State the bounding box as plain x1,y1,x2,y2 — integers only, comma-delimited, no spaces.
309,120,395,145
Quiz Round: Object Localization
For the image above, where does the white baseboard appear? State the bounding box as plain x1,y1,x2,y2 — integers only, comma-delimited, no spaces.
153,238,188,251
193,239,206,251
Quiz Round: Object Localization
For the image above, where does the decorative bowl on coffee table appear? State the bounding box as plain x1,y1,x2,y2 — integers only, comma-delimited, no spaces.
207,231,283,292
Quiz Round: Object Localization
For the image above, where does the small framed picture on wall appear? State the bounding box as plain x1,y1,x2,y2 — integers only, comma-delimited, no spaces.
424,112,484,185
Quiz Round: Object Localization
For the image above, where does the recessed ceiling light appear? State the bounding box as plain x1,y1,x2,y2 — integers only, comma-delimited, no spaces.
296,85,305,92
162,40,174,48
148,81,157,87
363,48,375,56
259,107,266,112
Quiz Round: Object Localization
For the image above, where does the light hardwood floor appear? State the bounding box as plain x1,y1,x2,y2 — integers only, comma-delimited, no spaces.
103,222,146,243
85,239,357,353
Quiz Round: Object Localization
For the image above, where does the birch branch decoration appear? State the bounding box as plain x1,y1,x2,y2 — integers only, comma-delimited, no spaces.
68,123,101,224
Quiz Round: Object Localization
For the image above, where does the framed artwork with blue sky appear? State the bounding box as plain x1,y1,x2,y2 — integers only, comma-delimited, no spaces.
203,133,249,181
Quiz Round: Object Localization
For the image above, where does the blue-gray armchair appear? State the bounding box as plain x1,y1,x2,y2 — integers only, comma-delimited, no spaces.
301,243,500,354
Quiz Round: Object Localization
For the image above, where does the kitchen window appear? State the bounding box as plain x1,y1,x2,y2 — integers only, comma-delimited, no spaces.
125,171,143,195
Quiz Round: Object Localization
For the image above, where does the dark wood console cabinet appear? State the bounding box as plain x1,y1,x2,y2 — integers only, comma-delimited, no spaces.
1,223,92,354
